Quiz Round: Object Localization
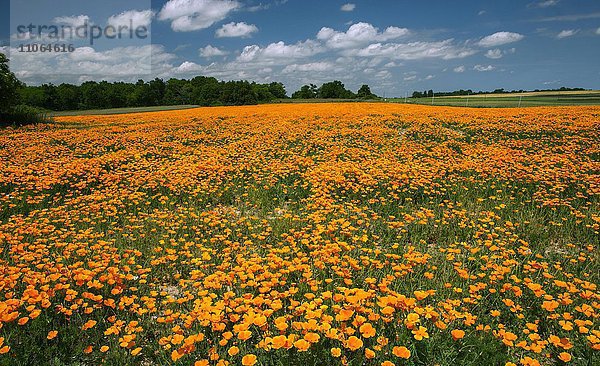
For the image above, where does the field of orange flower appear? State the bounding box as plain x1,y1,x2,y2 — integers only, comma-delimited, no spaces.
0,103,598,365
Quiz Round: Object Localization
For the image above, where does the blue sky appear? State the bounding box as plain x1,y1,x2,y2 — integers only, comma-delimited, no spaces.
1,0,600,96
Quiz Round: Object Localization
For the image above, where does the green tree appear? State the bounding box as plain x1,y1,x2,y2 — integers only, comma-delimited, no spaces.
268,82,287,99
319,80,354,99
0,53,23,113
292,84,318,99
357,84,377,99
164,78,191,105
56,83,80,110
19,86,46,108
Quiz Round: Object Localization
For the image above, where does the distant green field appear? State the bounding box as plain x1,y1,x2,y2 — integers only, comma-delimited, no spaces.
50,105,199,117
389,91,600,107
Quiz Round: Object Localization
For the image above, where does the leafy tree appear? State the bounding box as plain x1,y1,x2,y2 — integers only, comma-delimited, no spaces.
164,78,191,105
252,82,275,102
268,82,287,99
357,84,377,99
56,83,80,110
190,76,221,106
19,86,46,108
318,80,354,99
292,84,318,99
0,53,23,113
220,80,258,105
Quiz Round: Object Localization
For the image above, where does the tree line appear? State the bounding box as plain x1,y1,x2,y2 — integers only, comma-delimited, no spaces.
411,87,587,98
16,78,379,112
2,52,381,113
19,78,288,111
292,81,377,100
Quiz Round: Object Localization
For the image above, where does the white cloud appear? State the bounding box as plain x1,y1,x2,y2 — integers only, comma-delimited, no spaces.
403,75,416,81
107,10,154,30
478,10,486,16
158,0,239,32
341,3,356,12
283,62,335,73
237,40,323,63
556,29,578,39
532,0,559,8
453,65,465,73
543,79,561,85
478,32,524,47
352,40,476,60
317,22,409,49
176,61,203,73
199,45,228,57
597,27,600,35
9,44,176,84
536,12,600,22
424,74,434,80
53,15,90,28
375,70,391,79
485,49,503,59
473,64,495,72
215,22,258,38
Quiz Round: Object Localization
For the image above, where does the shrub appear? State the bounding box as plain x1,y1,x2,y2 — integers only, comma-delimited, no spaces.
0,105,52,127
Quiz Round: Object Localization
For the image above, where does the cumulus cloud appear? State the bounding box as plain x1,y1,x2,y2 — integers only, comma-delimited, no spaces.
473,64,494,72
158,0,239,32
215,22,258,38
175,61,203,73
352,40,476,60
283,62,335,73
107,10,154,29
485,49,503,59
340,3,356,12
237,40,323,63
556,29,578,39
317,22,409,49
453,65,465,73
199,45,228,57
9,44,176,84
53,15,91,27
478,32,524,47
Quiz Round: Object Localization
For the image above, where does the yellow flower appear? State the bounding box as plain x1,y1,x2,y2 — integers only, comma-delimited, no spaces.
392,346,411,359
241,354,257,366
347,336,363,351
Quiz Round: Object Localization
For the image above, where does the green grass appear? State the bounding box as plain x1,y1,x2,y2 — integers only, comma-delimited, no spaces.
50,105,200,117
389,92,600,107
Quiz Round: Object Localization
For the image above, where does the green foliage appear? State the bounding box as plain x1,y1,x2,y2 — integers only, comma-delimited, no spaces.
318,80,355,99
18,77,289,111
0,104,52,127
293,82,378,100
357,84,377,99
0,53,24,113
292,84,318,99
